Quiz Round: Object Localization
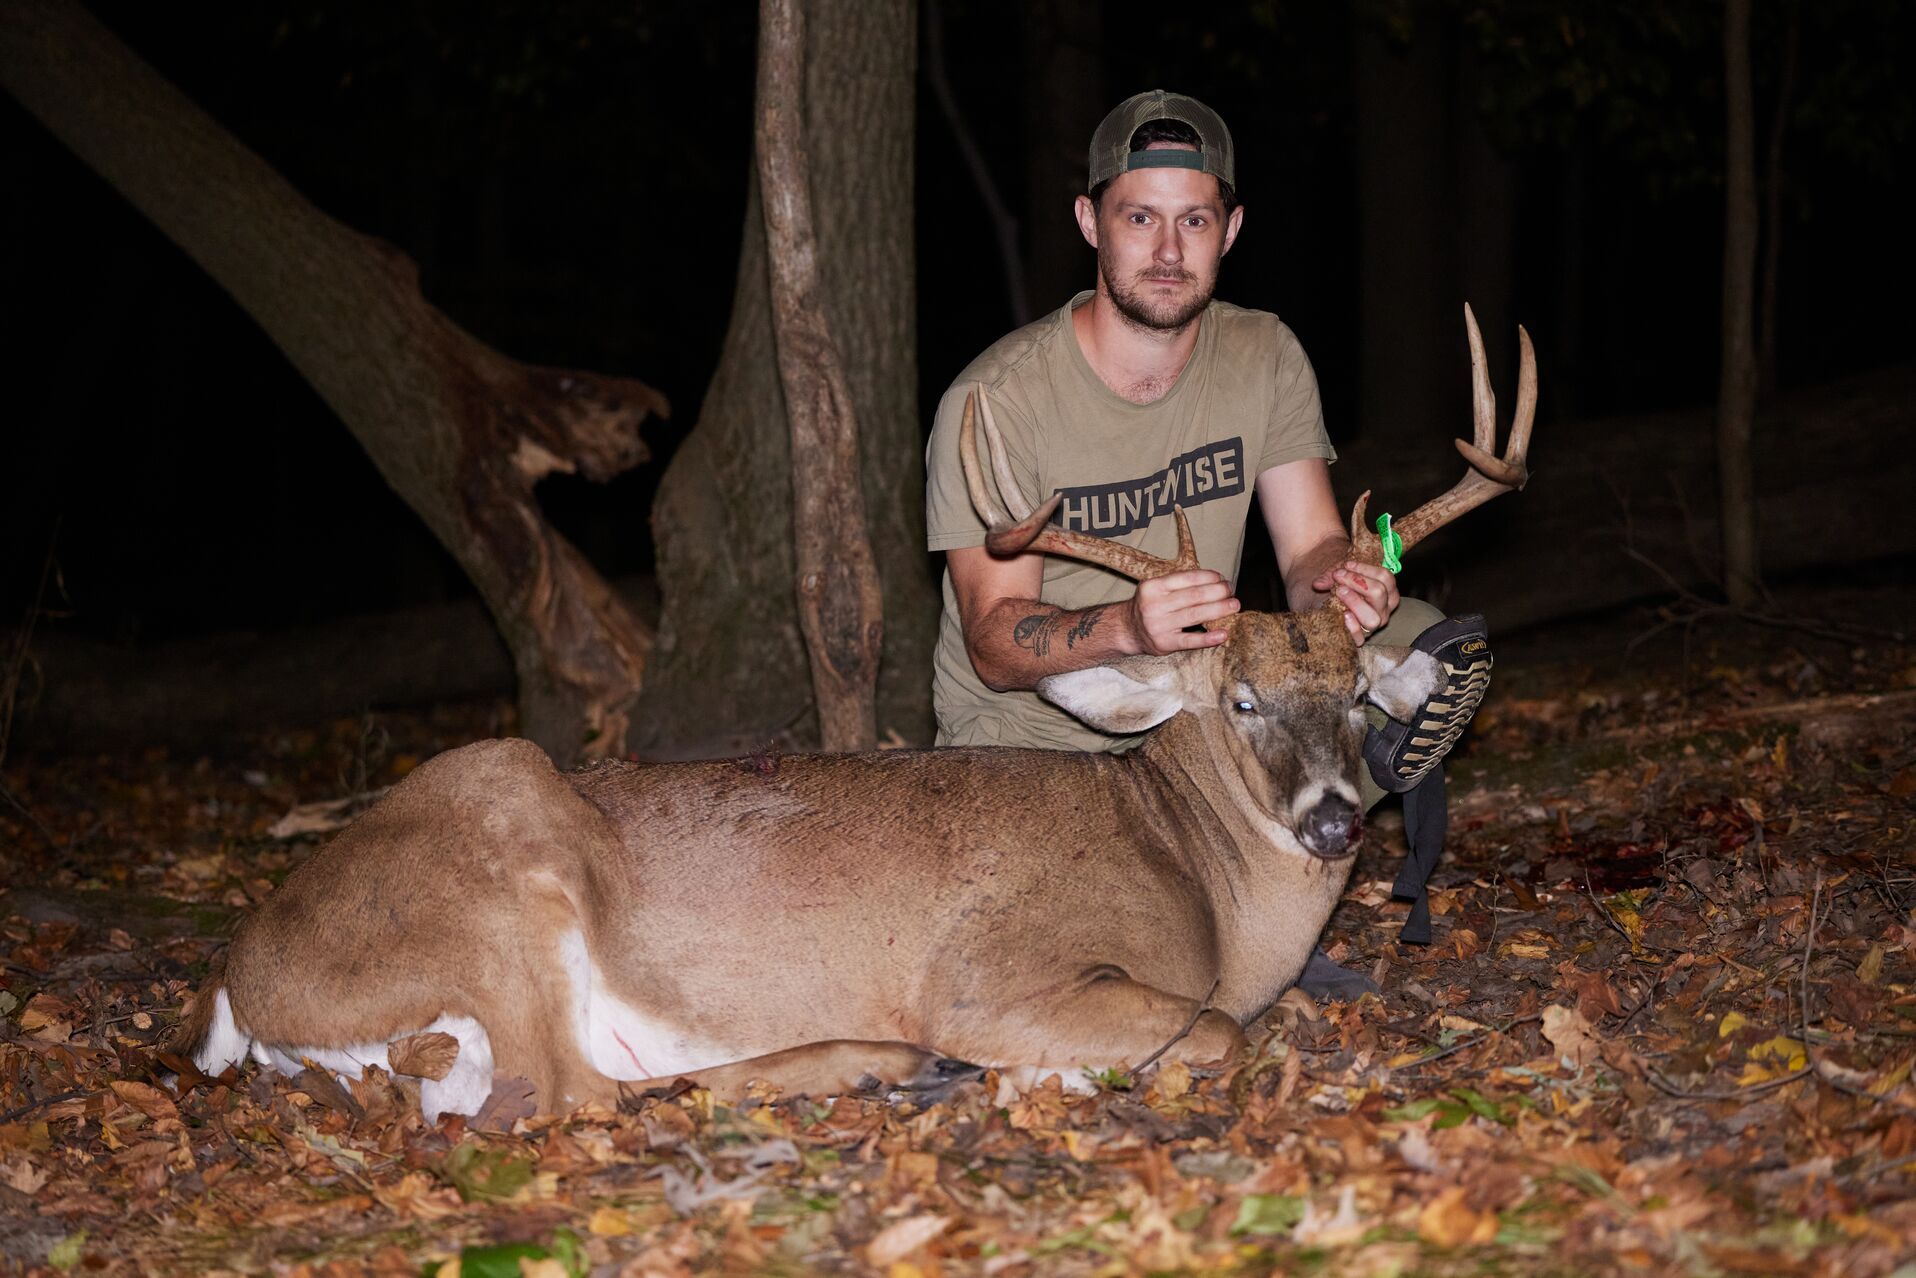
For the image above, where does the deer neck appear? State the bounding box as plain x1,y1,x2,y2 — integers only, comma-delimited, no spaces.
1129,711,1358,1017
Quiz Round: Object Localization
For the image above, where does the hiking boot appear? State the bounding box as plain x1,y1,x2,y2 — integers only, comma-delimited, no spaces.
1365,614,1492,794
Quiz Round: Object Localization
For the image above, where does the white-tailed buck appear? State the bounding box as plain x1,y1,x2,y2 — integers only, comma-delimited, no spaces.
179,308,1537,1119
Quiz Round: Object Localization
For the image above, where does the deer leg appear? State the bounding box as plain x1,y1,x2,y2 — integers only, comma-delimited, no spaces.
636,1041,982,1106
944,974,1247,1094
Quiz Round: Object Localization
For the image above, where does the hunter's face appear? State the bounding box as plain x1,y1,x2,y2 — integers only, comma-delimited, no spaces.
1079,148,1241,333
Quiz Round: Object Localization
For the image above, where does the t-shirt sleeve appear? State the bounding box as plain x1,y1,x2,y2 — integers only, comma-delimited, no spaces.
1259,324,1337,473
925,381,1043,552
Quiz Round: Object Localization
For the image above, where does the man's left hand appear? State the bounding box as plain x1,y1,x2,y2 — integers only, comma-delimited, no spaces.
1312,560,1400,645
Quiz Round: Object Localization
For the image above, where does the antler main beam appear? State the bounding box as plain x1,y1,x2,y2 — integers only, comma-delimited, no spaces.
960,386,1198,582
1349,304,1539,564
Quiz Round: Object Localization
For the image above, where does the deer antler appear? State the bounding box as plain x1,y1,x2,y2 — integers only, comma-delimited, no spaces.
1349,303,1538,565
960,385,1199,581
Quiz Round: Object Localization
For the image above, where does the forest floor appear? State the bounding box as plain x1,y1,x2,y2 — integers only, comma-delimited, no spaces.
2,579,1914,1276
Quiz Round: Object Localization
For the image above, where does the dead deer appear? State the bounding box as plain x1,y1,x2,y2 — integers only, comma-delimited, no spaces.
177,307,1536,1120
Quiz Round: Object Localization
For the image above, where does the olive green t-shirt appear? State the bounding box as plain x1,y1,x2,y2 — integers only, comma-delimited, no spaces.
925,292,1336,752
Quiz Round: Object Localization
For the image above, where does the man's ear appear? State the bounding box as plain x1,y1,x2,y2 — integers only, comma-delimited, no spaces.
1221,203,1245,256
1038,657,1183,734
1074,193,1099,249
1359,645,1441,722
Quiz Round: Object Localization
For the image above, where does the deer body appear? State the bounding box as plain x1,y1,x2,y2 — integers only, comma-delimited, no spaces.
198,610,1400,1115
185,308,1535,1118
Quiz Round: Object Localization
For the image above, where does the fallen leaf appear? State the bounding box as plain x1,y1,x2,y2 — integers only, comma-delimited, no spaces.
108,1080,178,1123
1542,1005,1604,1071
1152,1060,1193,1102
390,1031,459,1081
1417,1185,1499,1247
864,1214,951,1266
0,1157,48,1195
372,1170,463,1221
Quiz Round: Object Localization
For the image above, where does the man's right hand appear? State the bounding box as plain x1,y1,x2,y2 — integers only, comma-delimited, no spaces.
1124,569,1239,654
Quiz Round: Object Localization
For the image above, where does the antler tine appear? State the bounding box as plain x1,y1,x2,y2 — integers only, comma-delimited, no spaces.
1464,302,1496,458
1509,325,1538,464
958,388,1198,582
1351,308,1540,563
976,385,1033,521
957,391,1007,528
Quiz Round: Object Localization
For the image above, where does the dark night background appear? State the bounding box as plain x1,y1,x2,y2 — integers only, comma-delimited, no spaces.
3,0,1912,694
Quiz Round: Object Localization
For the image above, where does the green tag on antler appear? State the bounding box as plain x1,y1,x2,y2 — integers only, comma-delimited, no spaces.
1375,513,1403,573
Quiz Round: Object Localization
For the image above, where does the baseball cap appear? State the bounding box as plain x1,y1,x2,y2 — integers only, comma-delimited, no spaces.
1086,90,1235,192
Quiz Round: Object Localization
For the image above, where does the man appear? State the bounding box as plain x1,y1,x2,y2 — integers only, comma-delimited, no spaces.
924,90,1484,821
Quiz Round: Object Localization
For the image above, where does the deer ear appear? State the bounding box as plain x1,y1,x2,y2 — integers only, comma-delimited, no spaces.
1037,659,1183,734
1359,645,1442,722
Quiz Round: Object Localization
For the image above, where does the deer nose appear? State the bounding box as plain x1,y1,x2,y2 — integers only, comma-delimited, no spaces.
1300,795,1359,858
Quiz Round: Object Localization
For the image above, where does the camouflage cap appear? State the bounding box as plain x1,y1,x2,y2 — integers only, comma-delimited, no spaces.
1086,90,1235,193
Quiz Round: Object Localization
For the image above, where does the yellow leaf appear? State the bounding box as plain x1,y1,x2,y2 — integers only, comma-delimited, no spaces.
1870,1057,1912,1096
1738,1062,1780,1086
1750,1036,1807,1071
1155,1060,1192,1101
588,1206,633,1237
518,1260,568,1278
1857,944,1885,985
1717,1012,1749,1038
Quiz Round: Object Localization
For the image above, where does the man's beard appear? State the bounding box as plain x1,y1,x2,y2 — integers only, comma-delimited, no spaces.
1100,250,1216,333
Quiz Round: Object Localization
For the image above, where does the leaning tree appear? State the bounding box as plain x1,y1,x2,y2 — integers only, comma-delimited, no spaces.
0,0,664,764
3,0,936,762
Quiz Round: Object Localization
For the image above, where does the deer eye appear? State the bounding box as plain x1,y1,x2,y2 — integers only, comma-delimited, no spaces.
1233,699,1256,714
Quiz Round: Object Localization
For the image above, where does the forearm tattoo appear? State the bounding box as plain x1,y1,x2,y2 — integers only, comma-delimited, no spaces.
1012,604,1111,659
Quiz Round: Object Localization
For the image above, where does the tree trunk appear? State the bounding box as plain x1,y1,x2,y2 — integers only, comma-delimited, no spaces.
1718,0,1763,607
1352,11,1453,447
636,0,932,760
0,0,666,764
756,0,884,752
1758,4,1800,400
1023,0,1104,317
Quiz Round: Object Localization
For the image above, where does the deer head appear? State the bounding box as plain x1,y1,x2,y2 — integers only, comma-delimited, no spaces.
961,304,1536,859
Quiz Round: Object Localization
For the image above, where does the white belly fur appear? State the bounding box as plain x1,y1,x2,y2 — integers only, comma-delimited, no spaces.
555,927,734,1081
194,988,494,1122
194,929,736,1121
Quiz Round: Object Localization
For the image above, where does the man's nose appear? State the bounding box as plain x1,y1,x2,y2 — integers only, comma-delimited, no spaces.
1154,227,1183,262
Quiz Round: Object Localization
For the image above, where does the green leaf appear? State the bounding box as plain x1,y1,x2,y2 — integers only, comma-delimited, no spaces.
48,1231,87,1272
1451,1088,1515,1125
1174,1205,1210,1231
0,989,19,1017
1381,1098,1444,1121
1431,1101,1472,1130
1231,1194,1306,1236
450,1228,587,1278
442,1141,536,1203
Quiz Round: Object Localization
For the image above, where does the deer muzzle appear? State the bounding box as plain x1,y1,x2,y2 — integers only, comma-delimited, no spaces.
1298,793,1360,860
